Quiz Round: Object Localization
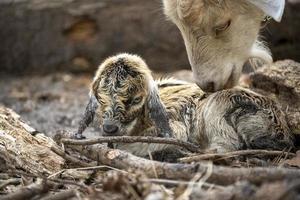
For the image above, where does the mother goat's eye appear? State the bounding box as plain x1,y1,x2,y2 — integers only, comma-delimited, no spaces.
214,20,231,36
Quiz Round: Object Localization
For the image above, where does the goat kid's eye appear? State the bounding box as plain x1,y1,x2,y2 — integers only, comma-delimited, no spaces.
214,20,231,36
132,96,142,105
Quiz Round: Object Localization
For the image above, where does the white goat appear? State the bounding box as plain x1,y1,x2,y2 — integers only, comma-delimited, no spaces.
162,0,285,91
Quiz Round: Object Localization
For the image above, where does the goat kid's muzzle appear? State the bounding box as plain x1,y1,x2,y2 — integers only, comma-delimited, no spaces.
102,119,120,136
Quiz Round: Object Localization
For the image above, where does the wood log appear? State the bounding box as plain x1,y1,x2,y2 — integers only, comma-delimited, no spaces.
249,60,300,135
0,106,64,175
61,140,300,185
0,0,188,74
1,180,54,200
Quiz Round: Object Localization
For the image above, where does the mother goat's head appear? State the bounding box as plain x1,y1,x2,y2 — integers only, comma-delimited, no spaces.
163,0,285,91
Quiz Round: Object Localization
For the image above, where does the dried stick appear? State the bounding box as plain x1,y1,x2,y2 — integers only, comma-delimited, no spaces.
50,145,95,167
1,180,54,200
66,143,300,185
0,173,10,180
6,169,89,191
61,136,201,153
40,190,77,200
142,178,224,189
0,178,21,190
179,150,296,163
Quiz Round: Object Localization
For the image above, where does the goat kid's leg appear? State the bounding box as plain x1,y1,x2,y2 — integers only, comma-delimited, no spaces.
74,95,98,139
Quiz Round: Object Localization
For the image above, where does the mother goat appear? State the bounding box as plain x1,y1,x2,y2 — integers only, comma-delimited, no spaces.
163,0,285,91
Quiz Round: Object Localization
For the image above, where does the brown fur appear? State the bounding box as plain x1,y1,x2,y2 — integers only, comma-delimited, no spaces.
77,53,294,156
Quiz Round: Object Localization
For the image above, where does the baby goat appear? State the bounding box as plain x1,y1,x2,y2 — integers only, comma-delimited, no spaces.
163,0,285,91
75,53,294,156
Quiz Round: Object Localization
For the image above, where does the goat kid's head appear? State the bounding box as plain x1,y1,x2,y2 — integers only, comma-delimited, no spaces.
163,0,280,91
91,53,172,137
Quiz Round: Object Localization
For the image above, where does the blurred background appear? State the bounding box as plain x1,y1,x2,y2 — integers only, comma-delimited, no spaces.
0,0,299,136
1,0,300,75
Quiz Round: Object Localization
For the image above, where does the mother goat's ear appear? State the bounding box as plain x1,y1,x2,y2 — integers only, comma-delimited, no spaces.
147,83,173,138
74,94,99,139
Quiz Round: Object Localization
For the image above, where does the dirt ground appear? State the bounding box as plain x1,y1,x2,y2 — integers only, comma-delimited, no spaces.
0,73,100,138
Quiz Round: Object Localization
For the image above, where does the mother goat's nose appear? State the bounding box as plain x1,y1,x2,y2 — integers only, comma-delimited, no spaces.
103,124,119,134
197,81,215,92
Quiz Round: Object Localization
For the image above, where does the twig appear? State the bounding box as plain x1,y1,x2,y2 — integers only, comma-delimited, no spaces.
142,178,224,189
65,143,300,185
47,178,88,190
148,151,159,179
50,145,95,167
61,136,201,153
0,178,21,190
0,180,54,200
48,165,128,178
40,189,77,200
0,174,10,180
179,150,296,163
7,169,88,191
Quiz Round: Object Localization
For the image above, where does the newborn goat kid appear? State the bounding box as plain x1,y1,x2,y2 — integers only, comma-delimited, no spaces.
75,53,293,156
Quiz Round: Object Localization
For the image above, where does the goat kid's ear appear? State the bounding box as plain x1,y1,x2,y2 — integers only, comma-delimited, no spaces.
147,86,173,138
74,94,99,139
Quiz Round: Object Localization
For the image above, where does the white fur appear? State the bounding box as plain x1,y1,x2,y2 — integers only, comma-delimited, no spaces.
163,0,276,91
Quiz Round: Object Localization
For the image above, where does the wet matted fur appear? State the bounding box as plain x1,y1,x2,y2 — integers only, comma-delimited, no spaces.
76,53,294,156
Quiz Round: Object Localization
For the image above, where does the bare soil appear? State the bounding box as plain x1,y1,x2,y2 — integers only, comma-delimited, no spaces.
0,73,100,138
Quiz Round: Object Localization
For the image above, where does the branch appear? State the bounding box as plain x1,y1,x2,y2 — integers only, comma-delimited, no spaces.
0,180,54,200
40,190,77,200
61,136,202,153
0,178,21,190
65,143,300,185
179,150,296,163
50,145,95,167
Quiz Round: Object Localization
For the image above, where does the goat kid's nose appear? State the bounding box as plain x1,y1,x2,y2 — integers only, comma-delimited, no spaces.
103,124,119,134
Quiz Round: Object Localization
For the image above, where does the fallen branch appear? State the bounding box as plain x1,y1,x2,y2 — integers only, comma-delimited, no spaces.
61,136,202,153
0,106,64,175
6,169,89,190
50,145,95,168
142,178,224,189
0,178,21,190
179,150,296,163
40,189,77,200
1,180,54,200
64,142,300,185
